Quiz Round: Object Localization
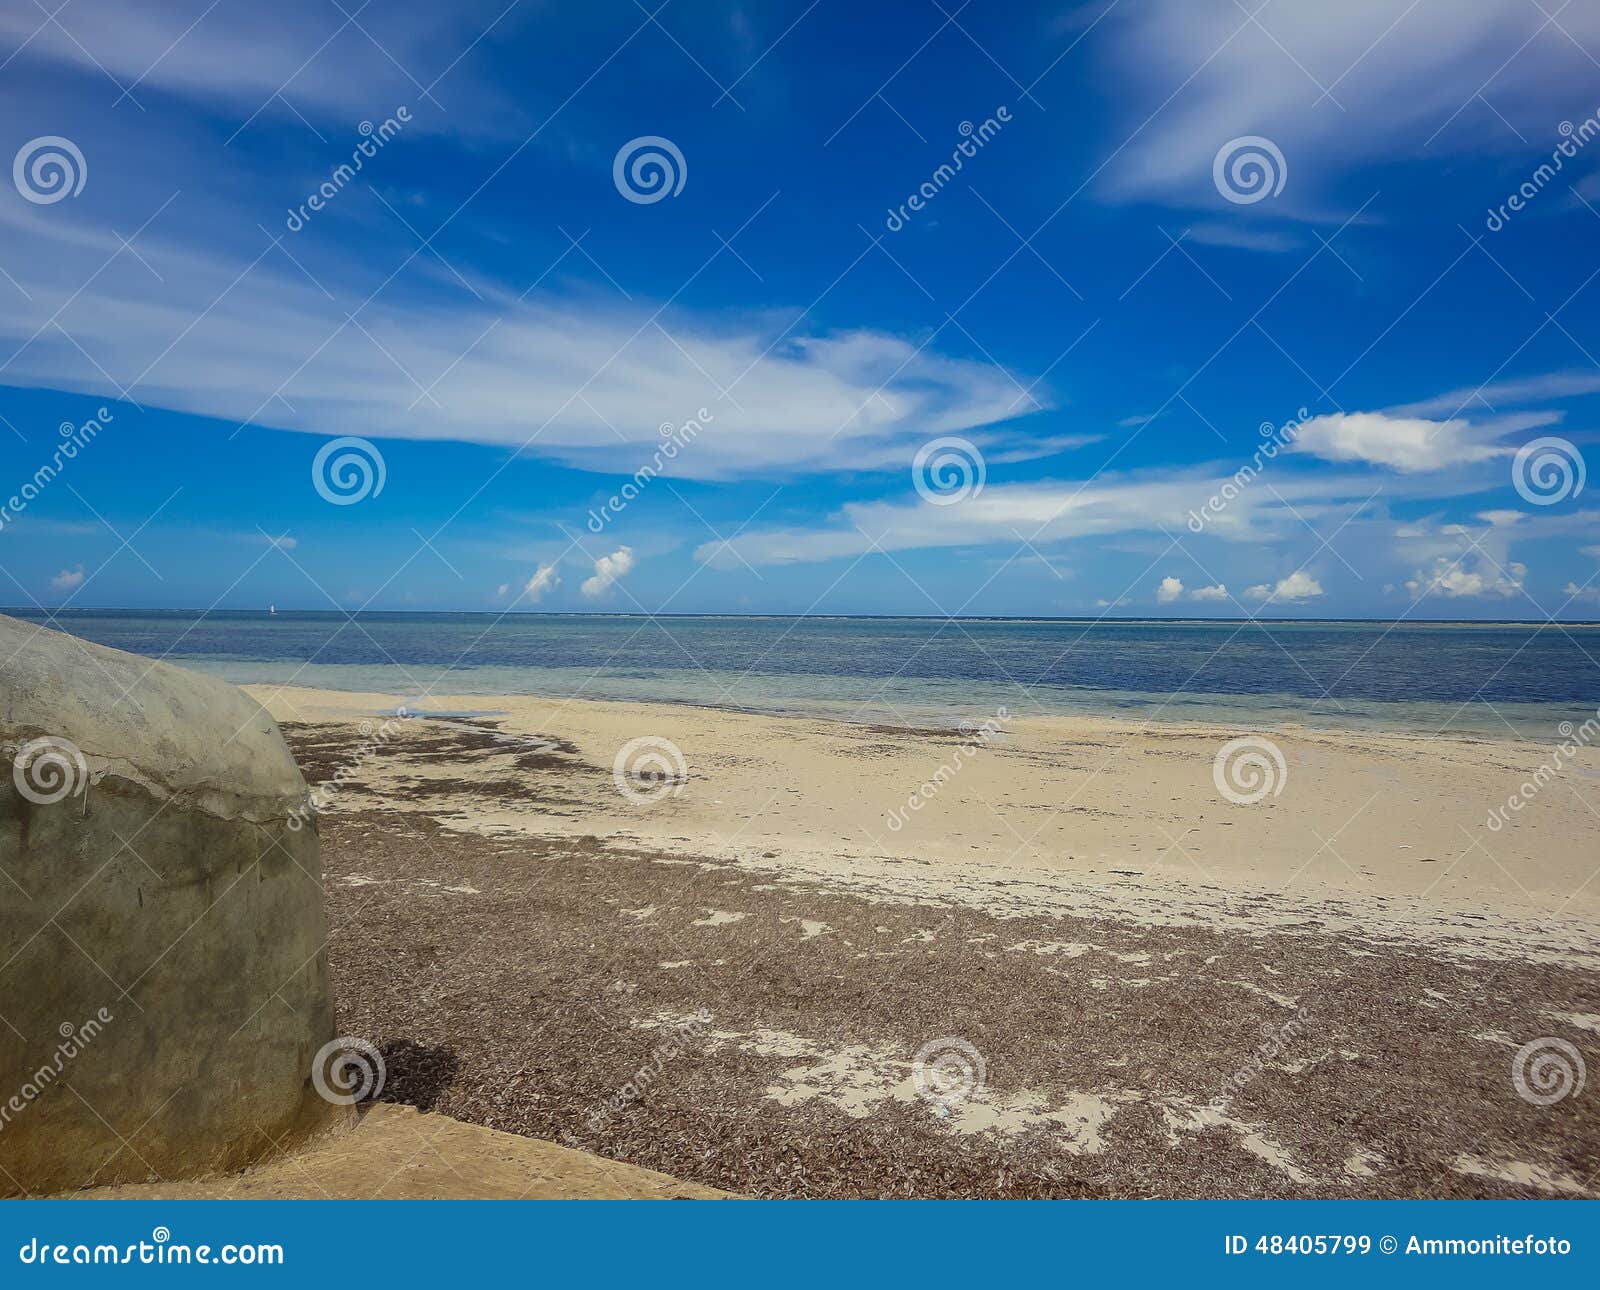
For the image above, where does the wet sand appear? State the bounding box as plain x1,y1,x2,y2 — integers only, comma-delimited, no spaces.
251,685,1599,1198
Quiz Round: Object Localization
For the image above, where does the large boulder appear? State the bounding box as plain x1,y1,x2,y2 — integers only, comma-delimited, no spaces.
0,613,339,1195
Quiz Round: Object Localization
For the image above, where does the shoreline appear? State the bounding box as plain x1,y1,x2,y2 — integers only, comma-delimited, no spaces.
249,683,1600,953
214,665,1595,740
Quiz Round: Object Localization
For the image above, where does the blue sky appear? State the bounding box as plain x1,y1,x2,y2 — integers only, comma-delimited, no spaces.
0,0,1597,618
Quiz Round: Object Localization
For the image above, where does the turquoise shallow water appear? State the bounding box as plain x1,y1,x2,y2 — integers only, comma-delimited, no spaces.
9,610,1599,738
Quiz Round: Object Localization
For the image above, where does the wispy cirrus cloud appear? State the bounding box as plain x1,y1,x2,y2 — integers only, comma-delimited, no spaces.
0,213,1045,481
1101,0,1600,212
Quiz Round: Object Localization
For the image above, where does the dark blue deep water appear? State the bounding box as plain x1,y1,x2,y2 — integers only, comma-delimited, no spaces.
7,610,1599,735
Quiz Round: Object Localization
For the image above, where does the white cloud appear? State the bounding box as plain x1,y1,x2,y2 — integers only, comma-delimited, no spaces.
1290,411,1524,472
1475,510,1524,527
698,458,1478,569
581,547,635,598
1389,372,1600,419
1184,224,1300,253
50,565,84,590
1562,581,1600,602
0,1,513,130
1190,583,1230,601
1246,571,1324,602
1101,0,1600,209
1156,575,1184,603
1406,558,1525,599
0,221,1041,479
523,562,561,603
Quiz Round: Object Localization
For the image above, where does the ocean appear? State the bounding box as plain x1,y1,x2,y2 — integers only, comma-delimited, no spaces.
8,610,1599,737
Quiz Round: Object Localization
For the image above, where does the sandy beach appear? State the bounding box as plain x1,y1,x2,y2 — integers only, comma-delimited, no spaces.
231,684,1600,1199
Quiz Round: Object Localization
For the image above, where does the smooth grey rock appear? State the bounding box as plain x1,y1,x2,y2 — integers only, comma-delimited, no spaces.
0,613,338,1195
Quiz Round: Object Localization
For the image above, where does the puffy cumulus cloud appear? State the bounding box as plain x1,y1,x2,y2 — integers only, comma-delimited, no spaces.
1156,575,1184,603
1562,581,1600,602
1290,412,1524,472
50,565,85,590
1190,583,1230,602
1475,510,1525,528
1406,558,1525,599
523,562,561,603
581,547,635,598
1245,571,1324,602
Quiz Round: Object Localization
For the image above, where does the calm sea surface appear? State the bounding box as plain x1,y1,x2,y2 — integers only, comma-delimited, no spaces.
9,610,1600,737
